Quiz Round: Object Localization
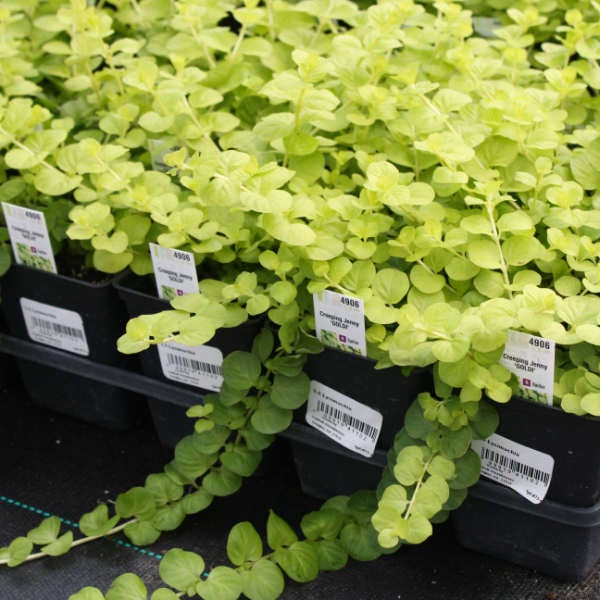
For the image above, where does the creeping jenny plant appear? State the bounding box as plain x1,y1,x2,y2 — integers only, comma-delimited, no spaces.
2,0,600,597
108,0,600,418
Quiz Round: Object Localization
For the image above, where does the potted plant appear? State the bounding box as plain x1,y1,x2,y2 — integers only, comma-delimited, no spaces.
0,92,148,428
2,0,600,594
106,0,600,578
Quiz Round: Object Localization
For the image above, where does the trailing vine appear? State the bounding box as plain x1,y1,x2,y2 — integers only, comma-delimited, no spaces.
0,327,496,600
0,328,312,568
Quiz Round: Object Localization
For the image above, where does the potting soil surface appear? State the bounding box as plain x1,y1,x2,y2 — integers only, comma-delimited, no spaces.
1,360,599,600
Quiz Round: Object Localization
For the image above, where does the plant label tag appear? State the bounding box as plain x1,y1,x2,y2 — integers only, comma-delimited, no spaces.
2,202,57,273
149,243,199,300
471,434,554,504
20,298,89,356
306,380,382,458
472,16,502,38
313,290,366,356
157,342,224,390
500,330,555,406
148,139,177,173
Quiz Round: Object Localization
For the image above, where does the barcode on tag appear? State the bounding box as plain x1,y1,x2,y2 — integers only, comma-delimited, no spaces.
306,380,382,458
164,352,223,377
157,342,224,391
480,446,551,486
31,317,85,340
20,298,89,356
314,399,379,441
471,433,554,504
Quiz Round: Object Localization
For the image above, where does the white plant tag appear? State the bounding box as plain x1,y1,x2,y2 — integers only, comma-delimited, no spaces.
471,434,554,504
2,202,57,273
157,342,223,390
20,298,89,356
149,243,198,300
500,330,555,406
306,380,382,458
313,290,366,356
472,16,502,38
148,138,176,173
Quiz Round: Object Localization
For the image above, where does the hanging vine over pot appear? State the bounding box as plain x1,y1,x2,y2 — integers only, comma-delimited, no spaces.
0,327,496,600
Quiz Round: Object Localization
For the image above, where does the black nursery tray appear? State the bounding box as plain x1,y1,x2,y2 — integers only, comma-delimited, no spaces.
493,397,600,507
303,346,432,449
280,421,388,499
453,479,600,582
0,265,141,429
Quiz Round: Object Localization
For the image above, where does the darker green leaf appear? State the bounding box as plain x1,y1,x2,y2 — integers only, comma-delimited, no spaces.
250,396,293,434
220,446,262,477
203,467,242,497
222,351,262,391
339,523,382,562
251,328,275,362
449,449,481,489
270,372,310,409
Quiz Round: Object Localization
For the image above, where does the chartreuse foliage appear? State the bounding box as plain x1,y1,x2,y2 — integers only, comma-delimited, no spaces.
3,0,600,595
81,0,600,418
3,0,600,414
372,393,496,548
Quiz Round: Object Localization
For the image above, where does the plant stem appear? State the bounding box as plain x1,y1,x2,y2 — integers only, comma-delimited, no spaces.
0,125,63,175
266,0,276,41
230,25,247,61
0,519,137,567
403,456,434,520
485,200,513,299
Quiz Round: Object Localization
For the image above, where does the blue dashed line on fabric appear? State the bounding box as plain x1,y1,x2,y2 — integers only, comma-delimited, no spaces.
0,495,163,560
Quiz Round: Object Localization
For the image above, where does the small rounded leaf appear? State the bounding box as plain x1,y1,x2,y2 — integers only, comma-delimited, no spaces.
159,549,205,592
105,574,147,600
227,522,263,566
221,351,262,391
242,559,285,600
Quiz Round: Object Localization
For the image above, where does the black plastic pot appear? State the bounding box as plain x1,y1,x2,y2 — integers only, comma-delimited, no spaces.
284,349,431,498
281,423,387,499
0,264,143,430
303,347,432,448
115,271,264,447
493,397,600,507
452,479,600,581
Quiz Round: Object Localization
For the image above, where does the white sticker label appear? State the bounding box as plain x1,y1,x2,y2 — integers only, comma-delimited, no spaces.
500,330,555,406
306,380,382,458
148,139,177,173
20,298,89,356
471,434,554,504
2,203,57,273
157,342,224,391
313,290,366,356
472,16,502,38
150,243,199,300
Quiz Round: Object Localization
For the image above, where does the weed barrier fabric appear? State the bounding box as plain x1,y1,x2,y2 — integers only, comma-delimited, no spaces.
1,374,599,599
